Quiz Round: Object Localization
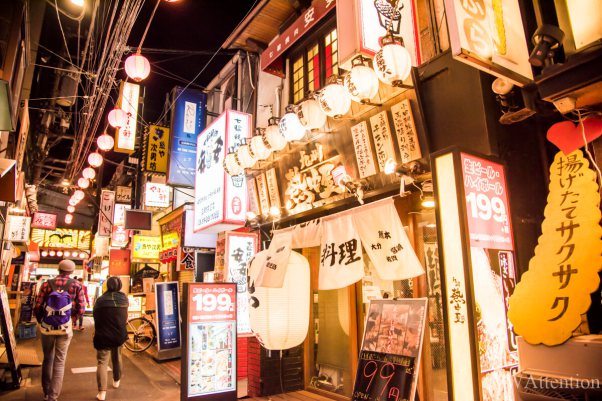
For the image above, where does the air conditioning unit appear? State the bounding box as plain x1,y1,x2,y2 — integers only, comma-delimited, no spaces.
514,335,602,401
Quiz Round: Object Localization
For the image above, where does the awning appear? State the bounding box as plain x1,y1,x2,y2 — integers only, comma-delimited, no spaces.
0,158,17,202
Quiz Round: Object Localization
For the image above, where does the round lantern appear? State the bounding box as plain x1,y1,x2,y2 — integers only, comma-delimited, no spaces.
344,57,380,103
77,178,90,189
297,99,327,130
41,251,48,257
249,135,272,161
224,152,243,176
97,133,114,151
65,213,73,224
67,205,75,213
64,251,71,257
108,108,128,129
373,36,412,87
279,112,306,142
263,121,287,151
124,53,151,82
68,198,78,207
73,189,85,200
317,81,351,118
248,250,310,350
49,250,56,257
82,167,96,180
88,152,103,167
236,144,257,169
57,251,64,257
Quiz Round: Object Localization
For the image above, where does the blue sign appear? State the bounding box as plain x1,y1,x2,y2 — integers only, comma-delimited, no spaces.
155,281,181,351
168,87,207,187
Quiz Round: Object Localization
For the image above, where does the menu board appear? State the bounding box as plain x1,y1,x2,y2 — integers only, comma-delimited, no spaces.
352,299,427,401
182,283,237,401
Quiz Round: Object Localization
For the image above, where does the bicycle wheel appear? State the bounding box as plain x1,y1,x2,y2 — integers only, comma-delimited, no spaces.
124,317,155,352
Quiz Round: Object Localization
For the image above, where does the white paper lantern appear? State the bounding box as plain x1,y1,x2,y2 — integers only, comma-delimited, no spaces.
73,189,85,200
68,197,78,206
373,36,412,87
279,112,306,142
236,144,257,169
224,152,243,176
64,214,73,224
82,167,96,180
249,250,310,350
67,205,75,213
124,53,151,82
88,152,103,167
77,178,90,189
249,135,272,161
263,123,287,151
317,82,351,118
97,133,115,151
297,99,327,130
108,108,127,128
344,59,380,103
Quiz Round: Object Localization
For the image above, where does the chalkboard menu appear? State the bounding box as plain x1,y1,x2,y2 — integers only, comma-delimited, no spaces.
352,299,427,401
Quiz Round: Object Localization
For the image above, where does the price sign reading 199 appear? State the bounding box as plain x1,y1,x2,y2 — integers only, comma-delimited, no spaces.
465,191,508,226
192,293,233,313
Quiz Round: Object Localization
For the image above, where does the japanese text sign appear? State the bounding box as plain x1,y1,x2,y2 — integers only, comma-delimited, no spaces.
145,182,170,208
255,173,270,216
509,150,602,345
31,212,57,230
131,235,161,260
370,111,396,171
146,125,170,173
390,99,422,163
460,153,514,250
109,249,131,276
194,110,249,233
116,186,132,203
115,82,140,153
265,168,281,209
351,121,377,179
4,216,31,242
168,87,207,187
111,225,129,248
98,190,115,237
113,203,131,226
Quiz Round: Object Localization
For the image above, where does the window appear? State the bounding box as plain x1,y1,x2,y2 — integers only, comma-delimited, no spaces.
290,26,340,104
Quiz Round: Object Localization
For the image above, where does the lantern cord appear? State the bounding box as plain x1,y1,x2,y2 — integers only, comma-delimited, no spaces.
576,109,602,185
136,0,162,53
385,0,402,36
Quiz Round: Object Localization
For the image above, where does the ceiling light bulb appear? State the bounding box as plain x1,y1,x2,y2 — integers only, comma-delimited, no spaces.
71,0,84,6
269,206,281,218
384,158,397,175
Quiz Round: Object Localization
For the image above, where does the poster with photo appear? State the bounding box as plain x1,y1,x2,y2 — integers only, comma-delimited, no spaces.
353,299,427,401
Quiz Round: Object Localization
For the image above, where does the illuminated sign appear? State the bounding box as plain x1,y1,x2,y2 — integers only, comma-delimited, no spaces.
115,186,132,203
113,203,131,226
98,190,115,237
193,110,250,233
111,225,130,248
115,82,140,153
146,125,170,173
4,215,31,242
145,182,170,208
31,228,92,250
131,235,161,260
31,212,57,230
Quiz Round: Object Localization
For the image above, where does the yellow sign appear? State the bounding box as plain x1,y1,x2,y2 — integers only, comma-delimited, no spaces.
508,150,602,345
31,228,92,250
146,125,170,173
131,235,161,260
161,232,179,250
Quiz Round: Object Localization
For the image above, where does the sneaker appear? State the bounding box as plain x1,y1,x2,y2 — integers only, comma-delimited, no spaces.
112,379,120,388
96,391,106,401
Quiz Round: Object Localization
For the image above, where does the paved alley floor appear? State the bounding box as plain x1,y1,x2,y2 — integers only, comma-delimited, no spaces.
0,317,181,401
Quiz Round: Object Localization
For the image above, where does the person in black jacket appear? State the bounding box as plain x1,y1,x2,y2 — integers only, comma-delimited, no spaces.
93,276,129,401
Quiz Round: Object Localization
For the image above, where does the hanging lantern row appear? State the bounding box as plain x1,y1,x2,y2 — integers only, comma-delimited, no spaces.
124,52,151,82
97,132,115,151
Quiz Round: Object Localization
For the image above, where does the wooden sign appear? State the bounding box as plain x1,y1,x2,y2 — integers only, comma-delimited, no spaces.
391,99,422,163
369,111,396,171
265,168,282,210
255,173,270,216
247,177,261,216
351,121,377,178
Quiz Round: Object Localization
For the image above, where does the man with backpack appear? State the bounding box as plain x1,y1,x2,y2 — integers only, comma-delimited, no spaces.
34,259,86,401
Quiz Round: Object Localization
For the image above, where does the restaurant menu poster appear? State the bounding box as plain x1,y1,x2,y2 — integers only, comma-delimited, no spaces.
352,299,427,401
182,283,237,401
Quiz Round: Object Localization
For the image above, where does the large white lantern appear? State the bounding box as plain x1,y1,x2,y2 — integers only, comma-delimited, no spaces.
124,53,151,82
97,133,115,151
236,144,257,169
297,99,327,131
317,80,351,118
279,111,306,142
77,178,90,189
88,152,103,167
107,108,127,129
224,151,243,176
263,120,287,151
344,57,380,103
64,214,73,224
249,250,310,350
249,134,272,161
373,36,412,87
82,167,96,180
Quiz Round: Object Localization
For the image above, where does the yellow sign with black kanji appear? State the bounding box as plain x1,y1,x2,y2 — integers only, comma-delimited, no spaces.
146,125,169,173
508,150,602,345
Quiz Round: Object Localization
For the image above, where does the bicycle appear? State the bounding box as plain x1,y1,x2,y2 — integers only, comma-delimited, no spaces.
124,309,156,352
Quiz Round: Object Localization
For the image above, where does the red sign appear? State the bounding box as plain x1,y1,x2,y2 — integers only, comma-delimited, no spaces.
111,225,130,248
260,0,336,76
460,153,514,250
31,212,57,230
109,249,131,276
188,283,236,322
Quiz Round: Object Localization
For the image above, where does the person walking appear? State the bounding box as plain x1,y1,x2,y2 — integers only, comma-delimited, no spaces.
93,276,129,401
73,277,90,330
34,259,85,401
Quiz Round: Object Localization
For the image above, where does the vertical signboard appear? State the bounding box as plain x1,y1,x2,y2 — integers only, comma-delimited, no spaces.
168,87,207,187
351,121,378,178
4,216,31,242
255,173,270,215
370,111,396,171
98,190,115,237
115,82,140,153
352,299,427,401
109,249,131,276
182,283,237,401
155,282,181,351
146,125,170,173
390,99,422,164
116,186,132,203
193,110,249,233
265,168,281,210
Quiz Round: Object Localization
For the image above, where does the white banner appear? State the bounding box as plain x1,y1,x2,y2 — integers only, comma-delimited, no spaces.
255,230,293,288
319,214,364,290
98,190,115,237
352,199,424,280
292,218,322,248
